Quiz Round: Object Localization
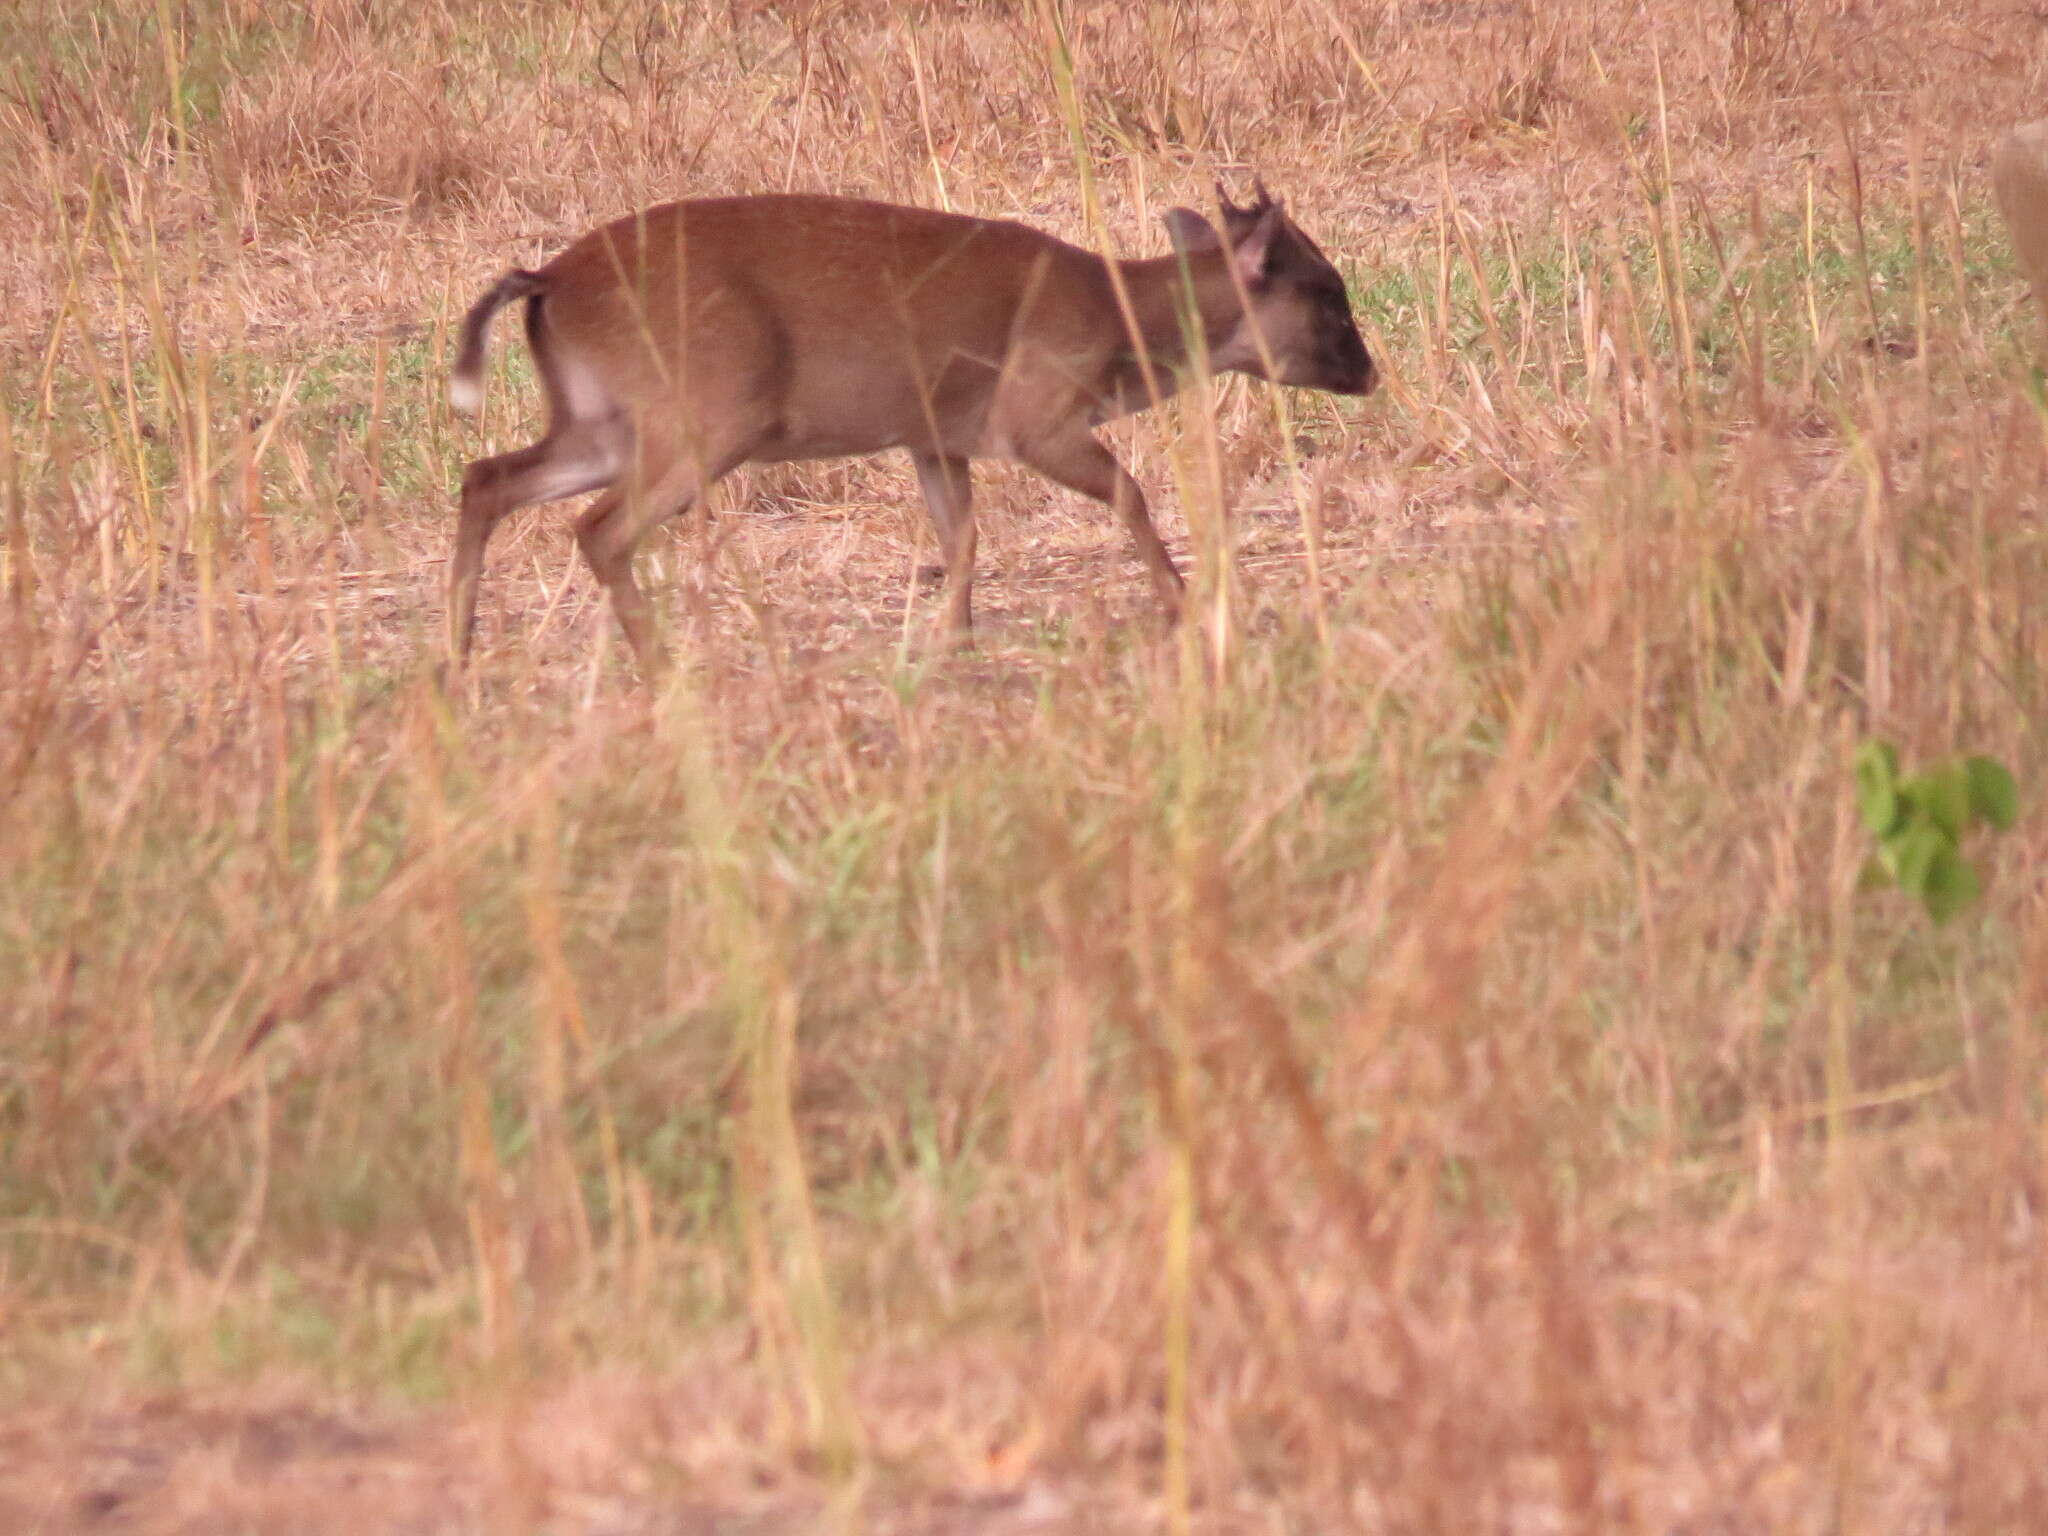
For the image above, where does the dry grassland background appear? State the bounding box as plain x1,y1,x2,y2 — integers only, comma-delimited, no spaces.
4,0,2048,1530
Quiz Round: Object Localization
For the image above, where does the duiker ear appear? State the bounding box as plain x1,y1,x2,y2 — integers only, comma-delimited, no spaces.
1229,201,1286,288
1163,207,1222,254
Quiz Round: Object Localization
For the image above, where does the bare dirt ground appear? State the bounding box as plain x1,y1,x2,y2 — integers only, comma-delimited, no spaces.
0,1395,1177,1534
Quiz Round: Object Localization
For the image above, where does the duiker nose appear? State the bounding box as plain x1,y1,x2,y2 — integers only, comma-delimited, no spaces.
1333,330,1376,396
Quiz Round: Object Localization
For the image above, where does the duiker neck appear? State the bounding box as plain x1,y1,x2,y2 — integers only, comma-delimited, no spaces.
1106,248,1246,386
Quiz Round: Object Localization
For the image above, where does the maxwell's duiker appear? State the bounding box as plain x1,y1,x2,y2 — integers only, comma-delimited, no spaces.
448,185,1374,670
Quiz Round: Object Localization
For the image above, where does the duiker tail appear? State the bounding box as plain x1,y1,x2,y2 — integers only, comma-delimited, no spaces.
448,269,547,415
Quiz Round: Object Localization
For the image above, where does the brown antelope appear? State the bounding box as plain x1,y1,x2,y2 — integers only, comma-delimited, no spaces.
447,185,1375,671
1995,120,2048,327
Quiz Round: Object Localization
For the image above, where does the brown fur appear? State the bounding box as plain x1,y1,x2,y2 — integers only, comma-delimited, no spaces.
448,188,1375,671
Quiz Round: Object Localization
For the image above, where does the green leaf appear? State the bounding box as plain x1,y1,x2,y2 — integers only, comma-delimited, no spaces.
1903,766,1970,842
1854,740,1901,835
1857,739,1900,784
1921,847,1981,925
1858,854,1894,891
1965,756,2019,831
1886,820,1949,898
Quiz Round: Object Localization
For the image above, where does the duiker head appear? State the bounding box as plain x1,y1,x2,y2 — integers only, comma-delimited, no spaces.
1163,182,1376,397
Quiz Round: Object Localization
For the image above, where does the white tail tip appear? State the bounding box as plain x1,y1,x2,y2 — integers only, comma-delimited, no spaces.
448,374,481,416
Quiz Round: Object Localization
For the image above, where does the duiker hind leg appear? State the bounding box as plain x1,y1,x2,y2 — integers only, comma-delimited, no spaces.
450,422,619,663
1019,433,1185,617
574,432,756,675
912,451,977,636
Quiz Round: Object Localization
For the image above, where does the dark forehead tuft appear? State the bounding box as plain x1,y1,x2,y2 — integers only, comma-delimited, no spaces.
1275,220,1343,281
1282,218,1332,263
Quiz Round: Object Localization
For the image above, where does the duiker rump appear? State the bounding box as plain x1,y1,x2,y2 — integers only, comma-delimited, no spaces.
447,185,1374,671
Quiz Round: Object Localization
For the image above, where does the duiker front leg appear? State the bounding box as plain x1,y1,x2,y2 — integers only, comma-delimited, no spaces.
1019,433,1184,619
912,451,977,638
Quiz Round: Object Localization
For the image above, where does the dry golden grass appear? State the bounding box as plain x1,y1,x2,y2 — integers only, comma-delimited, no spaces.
5,0,2048,1530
